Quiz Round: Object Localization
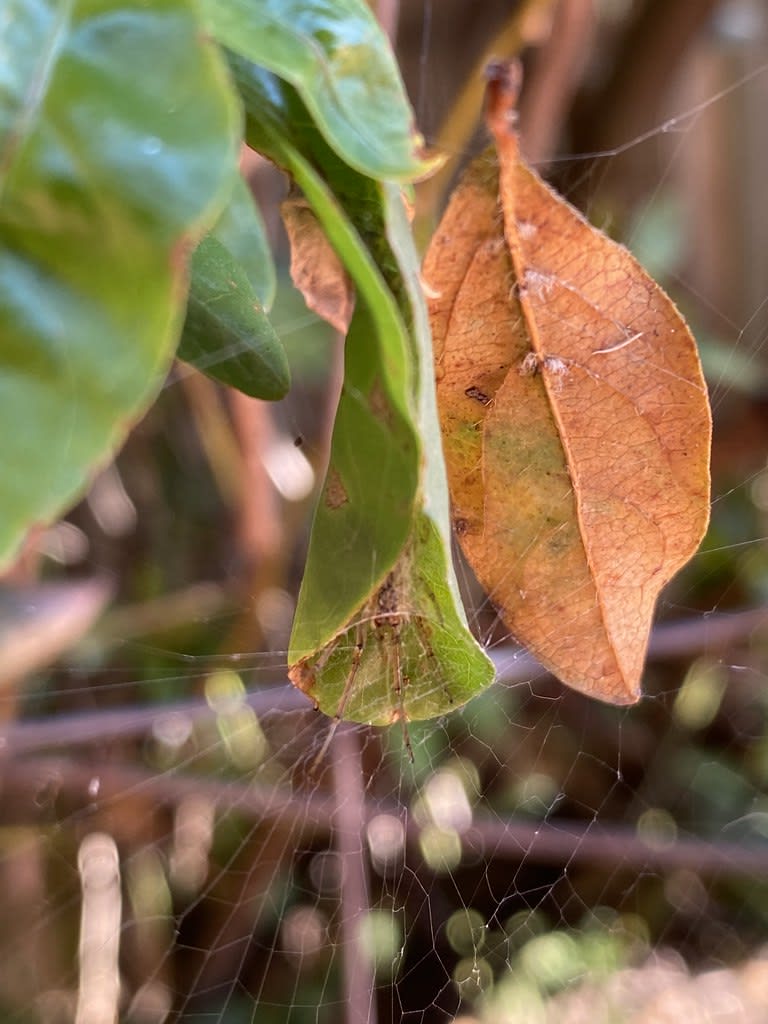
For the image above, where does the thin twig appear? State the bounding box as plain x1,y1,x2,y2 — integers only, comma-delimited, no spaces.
2,754,768,879
228,391,283,574
518,0,596,165
376,0,400,44
463,813,768,876
2,607,766,756
180,371,243,506
332,725,377,1024
416,0,559,224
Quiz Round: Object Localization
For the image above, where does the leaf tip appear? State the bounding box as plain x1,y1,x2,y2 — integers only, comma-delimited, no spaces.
410,143,447,183
607,681,643,707
288,658,317,701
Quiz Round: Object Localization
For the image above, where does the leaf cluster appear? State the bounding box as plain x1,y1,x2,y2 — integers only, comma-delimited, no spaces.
1,0,493,721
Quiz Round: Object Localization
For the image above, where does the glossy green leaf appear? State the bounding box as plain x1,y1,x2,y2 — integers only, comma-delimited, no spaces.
291,517,493,725
290,300,419,649
289,174,495,723
201,0,439,182
232,66,493,721
236,64,418,644
0,0,240,566
211,173,276,310
179,234,289,400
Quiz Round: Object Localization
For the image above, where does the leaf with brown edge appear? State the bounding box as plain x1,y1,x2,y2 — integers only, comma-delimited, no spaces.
282,191,355,334
424,61,711,705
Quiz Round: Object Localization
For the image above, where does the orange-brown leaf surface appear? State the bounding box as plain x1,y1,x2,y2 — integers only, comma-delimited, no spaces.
282,193,355,334
424,62,711,704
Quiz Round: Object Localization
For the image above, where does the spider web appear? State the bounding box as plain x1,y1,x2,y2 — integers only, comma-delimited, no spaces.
3,3,768,1022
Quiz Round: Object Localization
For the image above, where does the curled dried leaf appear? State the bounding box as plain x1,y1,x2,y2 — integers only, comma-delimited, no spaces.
282,193,355,333
425,61,711,705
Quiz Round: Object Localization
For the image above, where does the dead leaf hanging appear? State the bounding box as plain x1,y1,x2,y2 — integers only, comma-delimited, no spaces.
424,61,711,705
282,191,355,334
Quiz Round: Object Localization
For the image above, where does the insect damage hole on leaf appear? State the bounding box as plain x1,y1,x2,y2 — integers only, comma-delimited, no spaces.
424,59,712,706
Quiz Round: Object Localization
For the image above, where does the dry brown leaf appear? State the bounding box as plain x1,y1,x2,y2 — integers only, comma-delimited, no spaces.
281,193,355,333
424,62,711,704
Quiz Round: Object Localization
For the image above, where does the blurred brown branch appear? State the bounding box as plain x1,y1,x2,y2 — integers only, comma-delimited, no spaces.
2,606,766,756
2,753,767,879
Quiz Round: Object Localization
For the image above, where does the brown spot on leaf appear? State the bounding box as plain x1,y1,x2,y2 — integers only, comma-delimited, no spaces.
368,376,393,428
324,467,349,510
464,386,491,405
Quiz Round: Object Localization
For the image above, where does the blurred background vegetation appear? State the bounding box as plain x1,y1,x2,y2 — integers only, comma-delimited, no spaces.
3,1,768,1021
